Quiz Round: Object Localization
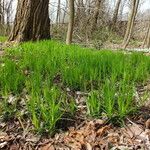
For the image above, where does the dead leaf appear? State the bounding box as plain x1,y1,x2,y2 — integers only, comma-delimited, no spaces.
86,142,92,150
41,143,55,150
145,119,150,129
0,132,9,141
96,126,110,136
10,143,19,150
0,141,7,148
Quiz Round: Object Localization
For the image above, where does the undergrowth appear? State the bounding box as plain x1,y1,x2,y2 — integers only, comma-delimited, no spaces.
0,36,7,42
0,40,150,134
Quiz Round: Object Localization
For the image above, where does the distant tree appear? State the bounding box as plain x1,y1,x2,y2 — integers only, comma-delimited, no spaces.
5,0,14,35
111,0,122,28
66,0,75,45
144,22,150,48
0,0,3,25
122,0,140,48
91,0,102,32
56,0,61,24
9,0,50,42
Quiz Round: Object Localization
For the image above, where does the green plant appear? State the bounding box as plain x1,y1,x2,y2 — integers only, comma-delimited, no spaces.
0,36,7,42
0,40,150,133
28,86,63,134
87,90,101,117
102,79,116,119
0,59,25,95
116,81,135,119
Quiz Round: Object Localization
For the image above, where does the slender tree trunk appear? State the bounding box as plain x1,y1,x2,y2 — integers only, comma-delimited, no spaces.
111,0,121,28
143,22,150,48
62,0,67,24
56,0,61,24
146,31,150,48
0,0,2,25
122,0,140,49
91,0,101,32
66,0,74,45
9,0,50,42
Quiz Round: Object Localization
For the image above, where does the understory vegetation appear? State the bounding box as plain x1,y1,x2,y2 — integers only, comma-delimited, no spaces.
0,36,7,42
0,40,150,135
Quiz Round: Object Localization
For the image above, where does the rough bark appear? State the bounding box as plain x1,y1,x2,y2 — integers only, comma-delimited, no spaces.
122,0,140,49
66,0,74,45
9,0,50,42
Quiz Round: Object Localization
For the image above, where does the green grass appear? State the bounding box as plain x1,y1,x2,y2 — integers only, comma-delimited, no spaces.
0,40,150,134
0,36,7,42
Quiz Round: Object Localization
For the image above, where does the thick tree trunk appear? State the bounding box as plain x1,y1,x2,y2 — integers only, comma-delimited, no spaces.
9,0,50,42
122,0,140,49
66,0,74,45
111,0,121,28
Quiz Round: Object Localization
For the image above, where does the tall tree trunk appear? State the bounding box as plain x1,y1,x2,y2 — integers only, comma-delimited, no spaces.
146,31,150,48
122,0,140,49
0,0,2,25
62,0,67,24
143,22,150,48
9,0,50,42
91,0,101,32
111,0,121,28
66,0,74,45
56,0,61,24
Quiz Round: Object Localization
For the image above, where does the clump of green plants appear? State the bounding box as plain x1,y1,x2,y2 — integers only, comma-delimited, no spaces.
87,90,101,117
0,40,150,133
28,86,64,134
0,36,7,42
0,59,25,95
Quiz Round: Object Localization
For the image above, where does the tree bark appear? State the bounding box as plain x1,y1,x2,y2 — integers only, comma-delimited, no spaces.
0,0,3,25
91,0,102,32
9,0,50,42
143,22,150,48
111,0,122,28
66,0,74,45
56,0,61,24
146,31,150,48
122,0,140,49
144,22,150,48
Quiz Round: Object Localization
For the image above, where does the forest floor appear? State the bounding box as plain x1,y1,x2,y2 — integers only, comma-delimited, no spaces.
0,39,150,150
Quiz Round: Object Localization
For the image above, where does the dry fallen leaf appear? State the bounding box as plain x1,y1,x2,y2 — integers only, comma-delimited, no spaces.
96,126,110,136
0,141,7,148
0,132,9,142
145,119,150,129
41,143,55,150
86,142,92,150
10,143,19,150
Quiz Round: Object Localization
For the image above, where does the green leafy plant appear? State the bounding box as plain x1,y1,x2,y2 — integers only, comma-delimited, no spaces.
87,90,101,117
28,86,63,134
